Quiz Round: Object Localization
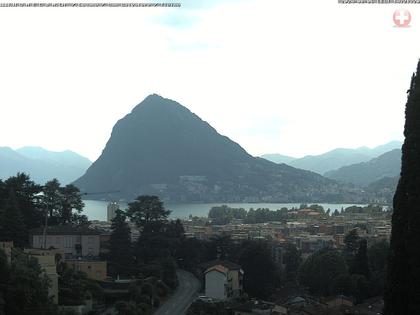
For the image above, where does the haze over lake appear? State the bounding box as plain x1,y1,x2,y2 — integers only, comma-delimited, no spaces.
83,200,367,221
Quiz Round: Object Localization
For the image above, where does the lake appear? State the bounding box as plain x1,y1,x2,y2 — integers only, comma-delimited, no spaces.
82,200,366,221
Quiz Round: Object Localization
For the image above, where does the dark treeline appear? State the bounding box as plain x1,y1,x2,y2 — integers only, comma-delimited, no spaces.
299,233,389,303
208,204,325,225
0,173,86,248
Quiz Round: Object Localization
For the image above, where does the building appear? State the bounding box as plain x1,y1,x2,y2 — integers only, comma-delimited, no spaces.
66,259,107,281
30,225,101,258
107,201,119,222
25,248,60,304
203,260,243,300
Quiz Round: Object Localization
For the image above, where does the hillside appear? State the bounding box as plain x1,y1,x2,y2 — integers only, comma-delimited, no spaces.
74,94,365,203
324,149,401,187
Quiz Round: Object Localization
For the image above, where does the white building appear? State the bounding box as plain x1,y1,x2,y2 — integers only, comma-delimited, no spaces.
107,201,119,222
30,225,101,258
204,260,243,300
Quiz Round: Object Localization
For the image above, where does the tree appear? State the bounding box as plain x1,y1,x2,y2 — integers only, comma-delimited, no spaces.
1,249,57,315
59,184,85,225
385,60,420,314
332,274,355,296
161,257,177,289
58,265,102,306
239,241,280,299
368,240,389,274
0,193,27,247
42,180,85,226
127,196,170,234
344,229,360,255
109,209,133,278
298,249,347,296
283,243,301,282
128,196,172,265
350,239,370,280
0,174,43,232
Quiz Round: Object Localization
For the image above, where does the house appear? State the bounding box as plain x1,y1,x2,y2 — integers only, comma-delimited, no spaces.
203,260,243,300
30,225,101,258
66,259,107,281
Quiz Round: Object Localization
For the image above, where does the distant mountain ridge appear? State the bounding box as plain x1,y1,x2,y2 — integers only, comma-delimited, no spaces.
0,146,91,185
261,141,402,175
74,94,366,203
324,149,402,187
260,153,296,165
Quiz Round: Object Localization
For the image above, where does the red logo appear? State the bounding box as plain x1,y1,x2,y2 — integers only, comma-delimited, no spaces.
393,9,411,28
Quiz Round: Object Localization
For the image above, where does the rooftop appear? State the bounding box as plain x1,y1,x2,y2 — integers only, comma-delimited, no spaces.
30,225,101,236
201,259,242,271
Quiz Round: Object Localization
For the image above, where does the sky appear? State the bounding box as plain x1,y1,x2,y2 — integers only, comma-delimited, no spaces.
0,0,419,161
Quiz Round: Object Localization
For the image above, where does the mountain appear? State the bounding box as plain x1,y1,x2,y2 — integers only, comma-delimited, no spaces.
74,94,364,203
324,149,402,187
261,141,402,175
0,147,91,185
260,153,296,164
17,146,91,169
288,149,373,175
366,176,399,204
356,140,402,157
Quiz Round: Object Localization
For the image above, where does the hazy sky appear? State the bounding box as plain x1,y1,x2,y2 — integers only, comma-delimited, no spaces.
0,0,418,161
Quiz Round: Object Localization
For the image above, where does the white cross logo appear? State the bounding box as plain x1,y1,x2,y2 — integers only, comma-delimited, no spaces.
393,10,411,28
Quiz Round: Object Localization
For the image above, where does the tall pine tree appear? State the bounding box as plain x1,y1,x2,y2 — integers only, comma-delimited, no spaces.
109,209,133,278
350,239,370,280
385,60,420,314
0,193,27,248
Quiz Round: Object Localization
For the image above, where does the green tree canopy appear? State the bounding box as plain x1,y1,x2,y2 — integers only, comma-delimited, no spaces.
0,174,45,247
127,195,171,234
283,243,302,282
239,241,280,299
109,209,133,278
344,228,360,255
350,239,370,280
42,179,85,226
298,249,347,296
0,249,57,315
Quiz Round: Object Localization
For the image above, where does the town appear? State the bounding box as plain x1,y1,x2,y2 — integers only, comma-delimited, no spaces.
0,174,391,315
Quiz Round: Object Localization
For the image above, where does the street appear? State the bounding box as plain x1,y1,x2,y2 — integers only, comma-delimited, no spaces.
154,270,201,315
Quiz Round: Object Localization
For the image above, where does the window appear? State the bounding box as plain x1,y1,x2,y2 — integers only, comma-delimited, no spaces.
64,236,72,248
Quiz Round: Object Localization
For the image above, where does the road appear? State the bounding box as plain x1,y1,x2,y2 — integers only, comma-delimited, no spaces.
154,270,201,315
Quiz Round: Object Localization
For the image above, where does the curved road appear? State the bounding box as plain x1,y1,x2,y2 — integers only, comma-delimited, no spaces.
155,270,201,315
